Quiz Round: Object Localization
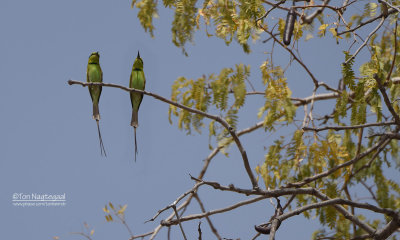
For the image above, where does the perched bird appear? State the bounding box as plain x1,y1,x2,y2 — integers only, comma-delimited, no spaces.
129,51,146,161
87,52,107,156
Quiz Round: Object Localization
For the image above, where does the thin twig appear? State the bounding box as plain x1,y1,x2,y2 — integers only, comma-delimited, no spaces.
258,27,319,87
70,232,93,240
344,17,386,65
360,180,378,202
146,182,204,223
130,231,153,240
256,1,285,23
338,9,396,36
348,137,392,180
193,193,222,240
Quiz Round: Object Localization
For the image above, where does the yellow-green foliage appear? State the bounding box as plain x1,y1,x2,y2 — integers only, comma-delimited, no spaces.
133,0,265,53
169,64,249,136
132,0,158,37
171,0,197,55
258,60,296,129
132,1,400,238
200,0,264,52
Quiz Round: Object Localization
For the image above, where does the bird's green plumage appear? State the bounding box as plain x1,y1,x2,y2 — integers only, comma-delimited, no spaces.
87,52,103,119
130,51,146,161
86,52,106,156
130,52,146,127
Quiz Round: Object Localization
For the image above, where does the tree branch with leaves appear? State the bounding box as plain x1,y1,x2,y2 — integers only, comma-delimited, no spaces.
67,0,400,239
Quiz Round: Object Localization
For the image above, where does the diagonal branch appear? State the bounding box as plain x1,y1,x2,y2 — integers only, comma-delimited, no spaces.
374,74,400,125
130,231,153,240
259,27,319,87
277,198,398,223
161,196,268,226
338,9,397,36
68,80,258,189
344,17,386,65
193,193,222,240
172,205,188,240
146,182,204,223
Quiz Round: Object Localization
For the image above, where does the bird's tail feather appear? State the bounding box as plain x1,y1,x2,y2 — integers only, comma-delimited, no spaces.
134,127,138,162
131,110,138,128
93,103,100,121
96,120,107,157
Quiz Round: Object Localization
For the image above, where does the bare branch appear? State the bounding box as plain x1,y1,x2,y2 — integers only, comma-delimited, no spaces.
258,26,319,87
277,198,397,223
172,205,188,240
256,0,285,23
360,181,378,203
292,92,339,106
338,9,397,36
348,137,392,180
344,17,386,65
300,0,331,24
161,196,267,226
130,231,153,240
70,232,93,240
312,190,376,235
146,182,204,223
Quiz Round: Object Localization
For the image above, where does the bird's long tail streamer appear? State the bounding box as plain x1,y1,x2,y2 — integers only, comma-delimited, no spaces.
96,120,107,157
134,127,138,162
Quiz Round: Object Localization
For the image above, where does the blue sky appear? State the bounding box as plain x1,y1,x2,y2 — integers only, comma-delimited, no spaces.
0,0,383,239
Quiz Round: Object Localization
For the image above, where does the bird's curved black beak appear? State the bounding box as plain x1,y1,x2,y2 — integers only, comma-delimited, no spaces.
137,51,140,59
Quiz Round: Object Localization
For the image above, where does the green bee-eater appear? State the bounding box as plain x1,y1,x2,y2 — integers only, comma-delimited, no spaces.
130,51,146,161
87,52,107,156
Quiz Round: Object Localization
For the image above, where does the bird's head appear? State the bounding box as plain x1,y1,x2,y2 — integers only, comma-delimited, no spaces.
88,52,100,64
132,51,143,70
